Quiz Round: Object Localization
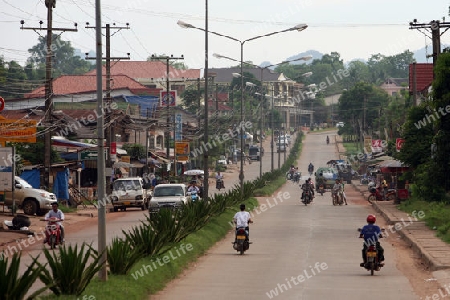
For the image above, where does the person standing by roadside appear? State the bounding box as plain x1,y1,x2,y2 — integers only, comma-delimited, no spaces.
381,176,388,200
340,178,348,205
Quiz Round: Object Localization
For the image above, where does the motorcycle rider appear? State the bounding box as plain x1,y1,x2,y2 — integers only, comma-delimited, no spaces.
287,164,296,180
326,135,330,144
332,179,344,204
359,214,384,267
308,162,314,175
216,171,224,189
187,180,200,194
44,202,65,243
233,203,253,240
301,178,315,202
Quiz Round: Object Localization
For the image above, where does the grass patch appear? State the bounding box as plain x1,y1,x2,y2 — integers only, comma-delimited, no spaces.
253,177,287,197
342,142,361,155
40,199,259,300
398,197,450,243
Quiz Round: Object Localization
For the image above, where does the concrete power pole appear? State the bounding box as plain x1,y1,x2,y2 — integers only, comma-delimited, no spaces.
409,19,450,75
150,55,184,180
20,1,77,189
86,23,130,187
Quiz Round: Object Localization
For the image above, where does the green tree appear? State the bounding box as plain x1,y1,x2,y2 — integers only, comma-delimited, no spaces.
338,82,389,137
28,35,93,78
395,104,441,199
430,53,450,192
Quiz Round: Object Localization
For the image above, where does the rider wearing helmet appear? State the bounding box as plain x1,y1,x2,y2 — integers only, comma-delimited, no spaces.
359,214,384,267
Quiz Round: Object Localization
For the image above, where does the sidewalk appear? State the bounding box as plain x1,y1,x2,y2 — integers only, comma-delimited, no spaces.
351,180,450,291
335,133,450,289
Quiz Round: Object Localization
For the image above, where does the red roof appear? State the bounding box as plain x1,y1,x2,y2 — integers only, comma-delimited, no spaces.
409,63,434,93
0,110,44,122
24,75,152,99
85,61,201,80
207,100,232,111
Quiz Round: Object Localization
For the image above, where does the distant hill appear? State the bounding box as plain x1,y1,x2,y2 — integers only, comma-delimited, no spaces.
285,50,323,64
259,50,323,69
259,46,449,69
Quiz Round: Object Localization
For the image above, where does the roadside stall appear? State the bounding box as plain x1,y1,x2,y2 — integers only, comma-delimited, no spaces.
377,159,410,203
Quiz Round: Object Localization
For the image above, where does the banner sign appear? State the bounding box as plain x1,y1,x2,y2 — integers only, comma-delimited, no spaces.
371,139,383,153
396,138,405,152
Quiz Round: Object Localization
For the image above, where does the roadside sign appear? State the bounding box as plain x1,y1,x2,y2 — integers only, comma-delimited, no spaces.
160,91,176,106
0,116,36,146
81,150,107,160
175,142,189,155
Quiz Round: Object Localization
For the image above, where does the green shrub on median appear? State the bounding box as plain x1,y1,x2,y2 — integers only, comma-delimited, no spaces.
39,131,304,299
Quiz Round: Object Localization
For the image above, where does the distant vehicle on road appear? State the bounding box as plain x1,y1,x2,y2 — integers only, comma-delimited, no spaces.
336,122,345,128
248,145,263,161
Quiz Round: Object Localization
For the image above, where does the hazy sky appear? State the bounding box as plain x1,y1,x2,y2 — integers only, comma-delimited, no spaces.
1,0,449,69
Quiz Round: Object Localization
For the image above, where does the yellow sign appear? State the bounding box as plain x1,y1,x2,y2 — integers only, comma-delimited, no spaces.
364,136,372,154
175,142,190,155
177,155,189,161
0,116,36,146
121,156,131,163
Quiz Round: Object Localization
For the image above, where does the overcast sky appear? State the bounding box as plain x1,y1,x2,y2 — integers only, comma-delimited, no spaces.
1,0,449,70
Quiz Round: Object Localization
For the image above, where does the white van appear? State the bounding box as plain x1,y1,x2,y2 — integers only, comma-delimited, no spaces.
110,177,151,212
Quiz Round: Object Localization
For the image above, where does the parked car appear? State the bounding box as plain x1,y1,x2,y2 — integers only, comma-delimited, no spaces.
217,155,228,165
3,176,57,216
336,122,345,128
148,183,190,213
110,177,151,212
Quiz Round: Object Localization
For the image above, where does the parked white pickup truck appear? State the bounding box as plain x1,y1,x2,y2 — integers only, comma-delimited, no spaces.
3,176,58,216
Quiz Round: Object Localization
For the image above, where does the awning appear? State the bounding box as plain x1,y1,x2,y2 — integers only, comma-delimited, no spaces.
149,150,170,164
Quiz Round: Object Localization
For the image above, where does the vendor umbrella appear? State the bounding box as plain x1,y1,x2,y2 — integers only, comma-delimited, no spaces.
183,169,204,176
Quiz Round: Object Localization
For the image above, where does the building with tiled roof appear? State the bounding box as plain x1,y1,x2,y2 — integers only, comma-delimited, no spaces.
380,78,408,96
7,75,152,110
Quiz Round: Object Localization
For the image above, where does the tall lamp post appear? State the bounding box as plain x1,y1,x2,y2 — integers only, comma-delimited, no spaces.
178,21,307,194
213,54,312,177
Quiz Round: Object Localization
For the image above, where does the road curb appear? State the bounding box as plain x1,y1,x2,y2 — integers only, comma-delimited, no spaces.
352,180,449,271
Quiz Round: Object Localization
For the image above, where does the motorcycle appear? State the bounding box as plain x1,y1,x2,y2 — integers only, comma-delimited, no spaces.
189,190,199,202
232,227,251,255
302,189,313,205
326,137,330,145
3,214,31,231
45,217,62,249
367,187,397,203
293,172,301,183
317,183,325,196
287,170,300,182
216,178,225,190
332,188,344,206
359,229,384,275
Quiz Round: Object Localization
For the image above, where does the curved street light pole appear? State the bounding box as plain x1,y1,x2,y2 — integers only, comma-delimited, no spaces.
178,21,308,195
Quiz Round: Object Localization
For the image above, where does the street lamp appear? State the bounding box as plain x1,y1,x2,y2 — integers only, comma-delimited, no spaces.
213,53,312,177
179,20,308,195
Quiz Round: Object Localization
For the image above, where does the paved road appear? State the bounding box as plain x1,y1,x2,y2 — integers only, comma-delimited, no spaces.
151,131,418,300
17,133,292,297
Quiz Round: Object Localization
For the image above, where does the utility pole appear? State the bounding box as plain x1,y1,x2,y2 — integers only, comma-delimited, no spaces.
409,19,450,74
20,1,77,189
150,55,184,180
86,23,130,187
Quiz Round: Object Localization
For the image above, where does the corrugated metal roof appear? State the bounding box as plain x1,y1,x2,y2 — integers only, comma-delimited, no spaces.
409,63,434,93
